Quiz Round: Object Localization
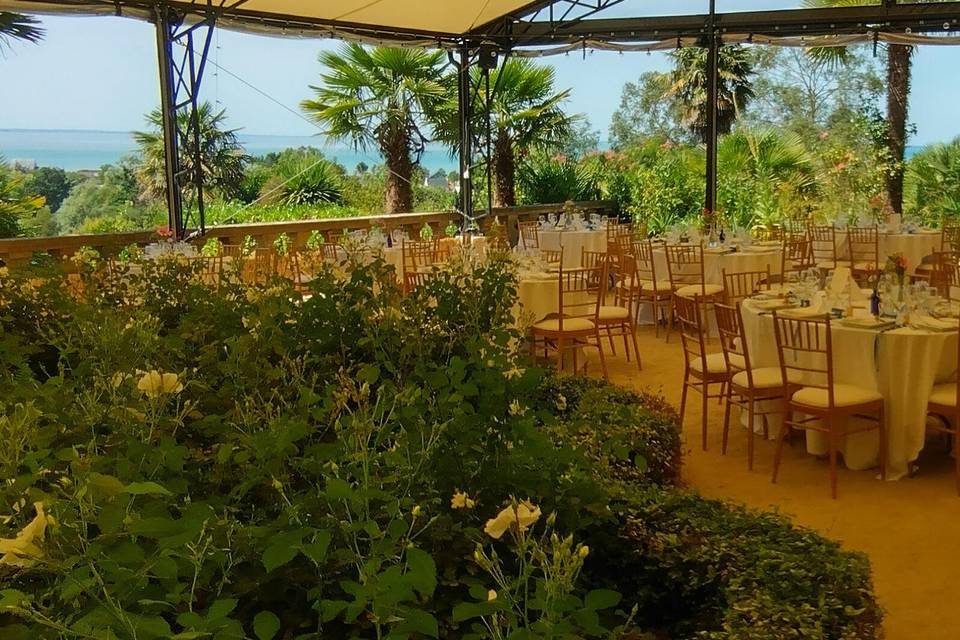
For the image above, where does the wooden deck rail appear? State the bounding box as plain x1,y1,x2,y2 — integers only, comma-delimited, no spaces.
0,201,617,266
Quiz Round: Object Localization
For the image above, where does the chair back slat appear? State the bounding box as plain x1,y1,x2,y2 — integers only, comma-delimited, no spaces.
928,251,960,298
722,268,770,304
772,312,833,398
942,224,960,253
674,293,708,373
518,221,540,249
714,302,751,376
781,233,814,275
808,225,837,267
847,226,880,269
665,243,708,290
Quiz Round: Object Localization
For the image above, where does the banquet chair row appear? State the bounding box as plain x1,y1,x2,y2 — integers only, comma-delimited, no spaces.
678,296,887,498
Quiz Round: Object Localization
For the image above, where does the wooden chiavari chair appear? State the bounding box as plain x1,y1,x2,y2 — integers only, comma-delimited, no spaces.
541,248,562,266
752,226,783,242
401,240,440,293
632,239,674,339
665,243,724,336
187,255,223,289
942,224,960,253
518,220,540,250
320,242,349,263
243,248,275,284
808,225,839,272
928,251,960,299
580,248,606,270
276,251,314,292
771,312,886,499
715,303,785,470
722,268,770,305
781,233,814,281
597,253,642,369
847,226,880,285
529,262,608,380
926,330,960,494
675,294,731,450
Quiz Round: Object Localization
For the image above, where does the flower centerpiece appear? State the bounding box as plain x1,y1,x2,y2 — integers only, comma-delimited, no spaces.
420,223,434,241
884,252,908,286
445,220,459,238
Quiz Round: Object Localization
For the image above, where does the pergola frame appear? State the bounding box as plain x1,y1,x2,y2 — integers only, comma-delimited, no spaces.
9,0,960,237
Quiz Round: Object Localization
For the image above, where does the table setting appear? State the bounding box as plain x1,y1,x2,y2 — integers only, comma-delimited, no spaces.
739,260,960,479
537,212,608,268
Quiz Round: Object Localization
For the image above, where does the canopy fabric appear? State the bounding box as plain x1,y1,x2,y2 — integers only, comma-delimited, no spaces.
0,0,535,40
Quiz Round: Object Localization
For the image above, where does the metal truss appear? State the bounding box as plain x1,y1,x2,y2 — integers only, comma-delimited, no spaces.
455,43,508,230
154,0,246,239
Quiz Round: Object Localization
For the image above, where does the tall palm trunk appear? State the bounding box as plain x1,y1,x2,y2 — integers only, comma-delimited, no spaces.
382,127,413,213
492,130,515,208
886,43,912,215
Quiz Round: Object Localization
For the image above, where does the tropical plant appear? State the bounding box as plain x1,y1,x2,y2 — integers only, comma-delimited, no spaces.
133,102,248,202
905,137,960,224
667,45,756,144
436,59,578,208
0,11,43,49
718,129,818,228
802,0,947,214
257,149,343,206
301,44,449,214
516,154,599,205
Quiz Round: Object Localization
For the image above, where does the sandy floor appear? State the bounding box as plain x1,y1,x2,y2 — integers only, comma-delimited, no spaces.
590,325,960,640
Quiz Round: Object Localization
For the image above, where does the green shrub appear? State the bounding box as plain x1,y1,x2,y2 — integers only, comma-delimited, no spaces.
517,153,600,205
0,256,880,640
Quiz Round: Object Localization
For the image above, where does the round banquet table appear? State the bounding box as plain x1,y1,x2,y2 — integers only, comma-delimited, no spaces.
538,229,607,269
740,299,958,480
833,230,939,275
515,274,558,325
652,245,783,286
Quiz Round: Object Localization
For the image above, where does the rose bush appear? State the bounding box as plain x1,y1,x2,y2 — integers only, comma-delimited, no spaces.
0,251,880,639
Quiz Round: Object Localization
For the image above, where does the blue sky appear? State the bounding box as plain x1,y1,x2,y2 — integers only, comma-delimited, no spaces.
1,0,959,145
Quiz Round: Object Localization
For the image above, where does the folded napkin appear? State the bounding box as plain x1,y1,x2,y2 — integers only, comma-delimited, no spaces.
752,299,793,311
840,316,894,329
742,245,775,253
778,305,827,319
911,315,959,332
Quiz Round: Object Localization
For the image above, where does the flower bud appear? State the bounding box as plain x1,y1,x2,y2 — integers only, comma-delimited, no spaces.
578,545,590,558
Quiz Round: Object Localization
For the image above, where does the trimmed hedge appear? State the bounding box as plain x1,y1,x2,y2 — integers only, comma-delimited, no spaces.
538,376,881,639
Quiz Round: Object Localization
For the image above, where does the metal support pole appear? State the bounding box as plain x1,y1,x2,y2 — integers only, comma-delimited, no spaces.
704,0,719,215
485,68,493,217
457,44,474,227
154,7,184,238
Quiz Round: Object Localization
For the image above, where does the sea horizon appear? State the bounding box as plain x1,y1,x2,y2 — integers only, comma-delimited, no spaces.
0,127,928,173
0,128,460,174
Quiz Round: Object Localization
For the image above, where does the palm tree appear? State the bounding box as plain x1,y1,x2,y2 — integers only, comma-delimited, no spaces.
803,0,939,214
667,45,756,144
134,102,247,202
434,58,577,208
301,44,448,214
0,12,43,49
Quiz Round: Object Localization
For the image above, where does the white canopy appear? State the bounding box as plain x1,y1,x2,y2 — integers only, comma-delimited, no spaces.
0,0,538,41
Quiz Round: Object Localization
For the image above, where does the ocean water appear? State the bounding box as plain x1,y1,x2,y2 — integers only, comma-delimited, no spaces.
0,128,459,173
0,128,924,173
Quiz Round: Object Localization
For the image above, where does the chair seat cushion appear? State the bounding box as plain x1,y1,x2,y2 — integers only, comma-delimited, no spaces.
598,305,630,320
638,279,673,292
732,367,784,390
727,353,746,371
852,261,878,272
676,283,724,298
929,382,958,407
690,352,728,375
792,384,882,408
532,317,595,332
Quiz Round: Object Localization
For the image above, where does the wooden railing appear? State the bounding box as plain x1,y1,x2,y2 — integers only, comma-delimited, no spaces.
0,201,617,266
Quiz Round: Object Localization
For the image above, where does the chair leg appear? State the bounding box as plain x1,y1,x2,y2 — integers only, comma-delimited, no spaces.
555,338,566,374
594,329,609,380
828,428,839,500
621,324,631,362
771,411,790,484
629,324,642,370
878,404,887,482
747,398,756,471
572,340,579,374
652,302,661,338
701,380,709,451
721,385,733,455
606,325,617,356
679,374,689,427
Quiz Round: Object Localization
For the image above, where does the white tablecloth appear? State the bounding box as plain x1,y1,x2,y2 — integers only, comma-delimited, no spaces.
653,245,783,285
740,299,958,479
538,229,607,269
516,275,558,324
833,230,939,274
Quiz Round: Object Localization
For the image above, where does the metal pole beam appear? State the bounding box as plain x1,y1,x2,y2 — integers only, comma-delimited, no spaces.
705,0,718,216
457,44,474,227
154,6,184,238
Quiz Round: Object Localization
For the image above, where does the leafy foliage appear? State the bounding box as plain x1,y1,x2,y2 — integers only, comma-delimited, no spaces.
905,136,960,224
517,154,600,205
